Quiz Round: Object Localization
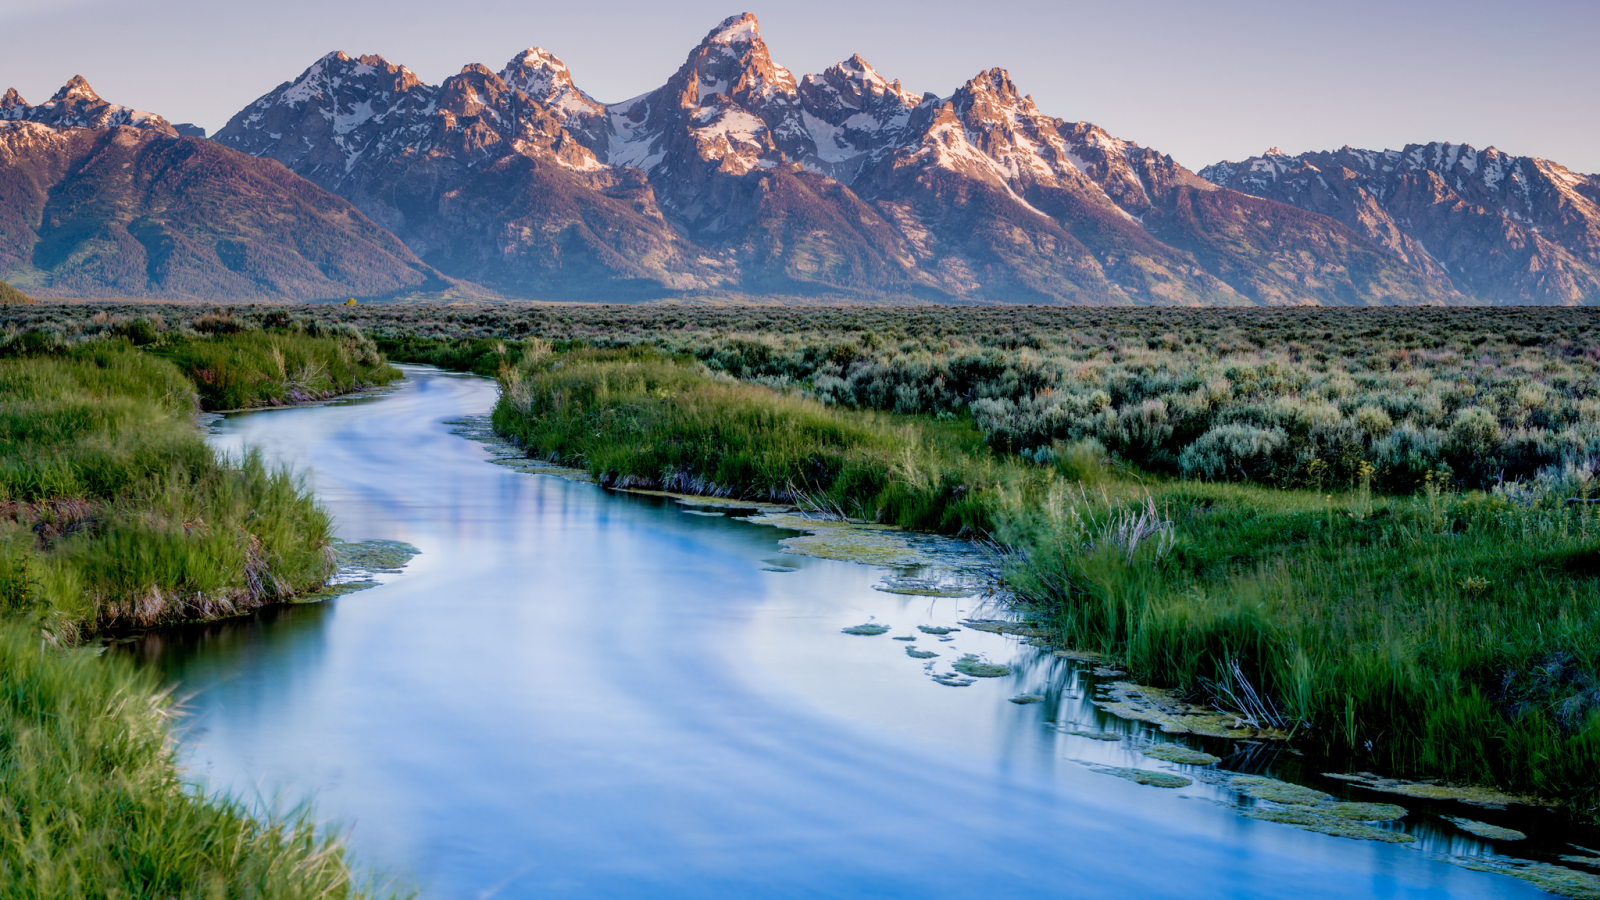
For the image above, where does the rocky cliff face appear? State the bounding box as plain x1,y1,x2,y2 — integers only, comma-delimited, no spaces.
1202,145,1600,304
217,13,1447,304
214,51,735,298
0,77,437,300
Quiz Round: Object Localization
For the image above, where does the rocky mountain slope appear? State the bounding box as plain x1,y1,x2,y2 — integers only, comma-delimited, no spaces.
0,78,439,300
216,13,1446,304
1202,145,1600,304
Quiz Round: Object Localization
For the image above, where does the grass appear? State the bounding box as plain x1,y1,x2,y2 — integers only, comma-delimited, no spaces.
0,328,389,896
0,622,368,899
0,339,347,642
492,346,1010,533
492,344,1600,822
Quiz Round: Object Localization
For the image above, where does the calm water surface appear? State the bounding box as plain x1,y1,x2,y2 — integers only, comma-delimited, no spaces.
124,367,1542,899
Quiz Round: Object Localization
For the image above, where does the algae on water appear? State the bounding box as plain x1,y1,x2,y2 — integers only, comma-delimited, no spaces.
1095,767,1191,789
1454,859,1600,899
842,623,890,636
1141,743,1221,766
1322,802,1407,821
875,574,974,597
331,538,421,575
1323,772,1551,809
1243,807,1415,844
1009,693,1044,704
1092,681,1290,741
906,647,939,659
1230,775,1331,806
952,655,1010,678
1445,816,1527,841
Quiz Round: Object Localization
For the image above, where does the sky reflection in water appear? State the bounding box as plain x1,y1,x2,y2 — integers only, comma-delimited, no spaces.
122,368,1543,899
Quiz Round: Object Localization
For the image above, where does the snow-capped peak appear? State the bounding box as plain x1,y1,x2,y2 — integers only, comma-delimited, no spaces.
52,75,99,103
707,12,761,45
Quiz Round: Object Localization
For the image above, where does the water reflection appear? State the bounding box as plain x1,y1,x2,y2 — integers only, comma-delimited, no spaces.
119,367,1549,899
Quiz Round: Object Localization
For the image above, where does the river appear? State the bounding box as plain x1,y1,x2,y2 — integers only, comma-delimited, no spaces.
120,367,1548,898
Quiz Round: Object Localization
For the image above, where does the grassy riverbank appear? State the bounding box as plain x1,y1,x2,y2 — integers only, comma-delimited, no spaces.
493,346,1600,820
0,327,392,896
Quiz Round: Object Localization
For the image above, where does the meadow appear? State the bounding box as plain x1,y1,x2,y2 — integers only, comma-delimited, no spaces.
25,301,1598,492
0,319,396,897
11,301,1600,822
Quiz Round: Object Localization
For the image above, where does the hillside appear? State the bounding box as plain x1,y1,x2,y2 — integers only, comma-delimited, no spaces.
0,79,441,301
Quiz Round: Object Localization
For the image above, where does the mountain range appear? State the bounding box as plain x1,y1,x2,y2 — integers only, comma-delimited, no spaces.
3,12,1597,304
0,79,437,300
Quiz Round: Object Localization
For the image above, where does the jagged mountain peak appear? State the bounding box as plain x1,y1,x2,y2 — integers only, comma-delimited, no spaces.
500,47,603,119
52,75,99,103
0,76,172,134
1202,142,1600,304
705,11,761,45
678,11,796,103
960,67,1024,104
811,54,919,107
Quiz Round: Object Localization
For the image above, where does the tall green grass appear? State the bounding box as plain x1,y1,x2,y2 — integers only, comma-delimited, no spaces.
0,335,378,896
0,622,368,899
492,347,1012,533
152,329,395,410
0,340,336,641
497,347,1600,819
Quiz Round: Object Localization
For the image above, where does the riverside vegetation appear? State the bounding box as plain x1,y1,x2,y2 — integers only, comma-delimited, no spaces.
12,303,1600,824
0,313,396,897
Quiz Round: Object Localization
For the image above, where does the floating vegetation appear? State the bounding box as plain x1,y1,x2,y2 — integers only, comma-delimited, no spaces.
952,655,1011,678
1231,775,1331,806
875,574,973,597
1561,856,1600,869
330,538,421,576
1141,744,1221,766
681,509,725,517
760,566,797,573
291,581,378,604
1092,666,1128,678
1095,767,1191,789
446,416,596,483
1243,807,1415,844
961,618,1045,638
906,647,939,659
1321,802,1407,821
1454,859,1600,899
932,673,975,687
1009,693,1044,704
892,635,916,641
745,512,936,568
1445,816,1527,841
917,625,957,635
1092,682,1290,740
1323,773,1552,809
1052,648,1115,665
841,623,890,636
1065,729,1123,741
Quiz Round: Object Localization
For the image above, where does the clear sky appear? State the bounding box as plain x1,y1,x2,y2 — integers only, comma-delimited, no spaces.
2,0,1596,173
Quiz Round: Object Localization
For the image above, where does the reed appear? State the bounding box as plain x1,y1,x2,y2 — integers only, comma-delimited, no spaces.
495,345,1600,819
0,334,379,896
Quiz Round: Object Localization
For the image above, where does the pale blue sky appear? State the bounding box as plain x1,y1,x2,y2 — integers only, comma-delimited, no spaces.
2,0,1596,173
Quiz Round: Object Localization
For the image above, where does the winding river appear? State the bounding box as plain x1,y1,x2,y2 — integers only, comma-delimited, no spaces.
121,367,1550,899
